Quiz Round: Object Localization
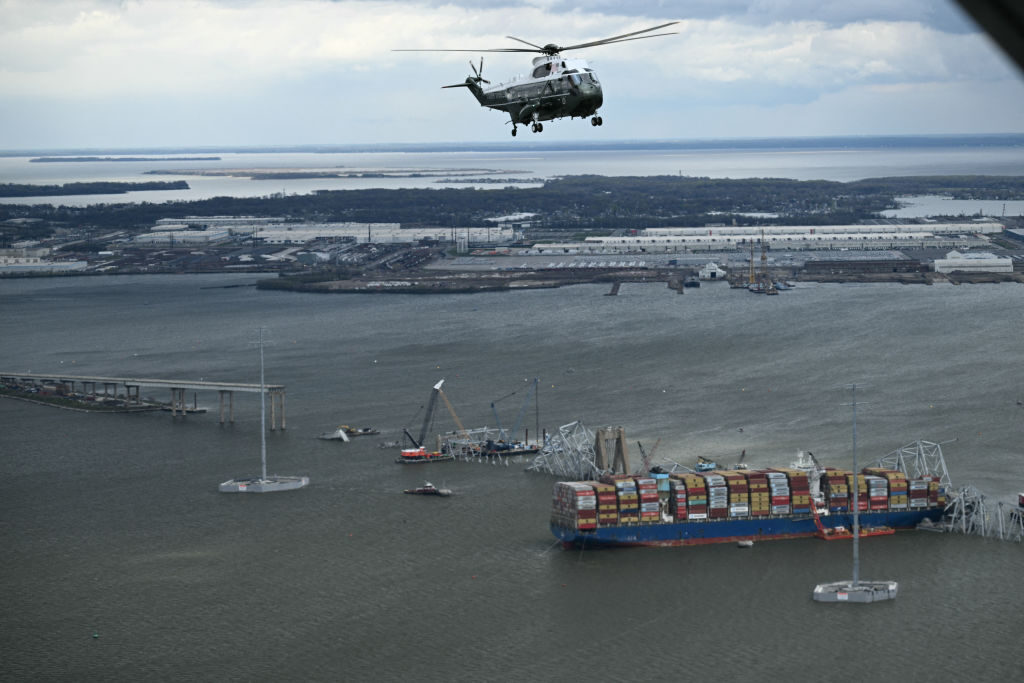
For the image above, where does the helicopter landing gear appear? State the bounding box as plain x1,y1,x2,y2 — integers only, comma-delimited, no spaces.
531,122,544,133
590,116,603,126
511,126,517,137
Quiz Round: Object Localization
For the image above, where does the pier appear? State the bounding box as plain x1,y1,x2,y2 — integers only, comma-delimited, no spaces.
0,372,287,429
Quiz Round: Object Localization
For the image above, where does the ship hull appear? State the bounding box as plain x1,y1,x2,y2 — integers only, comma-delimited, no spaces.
551,508,944,548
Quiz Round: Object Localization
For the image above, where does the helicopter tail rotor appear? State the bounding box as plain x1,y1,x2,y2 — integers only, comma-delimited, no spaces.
469,57,490,84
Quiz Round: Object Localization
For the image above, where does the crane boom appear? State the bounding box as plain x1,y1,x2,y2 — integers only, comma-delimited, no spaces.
417,379,445,446
438,386,470,440
510,378,539,440
490,402,507,440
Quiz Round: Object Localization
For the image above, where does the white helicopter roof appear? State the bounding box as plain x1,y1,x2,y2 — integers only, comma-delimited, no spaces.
484,57,595,92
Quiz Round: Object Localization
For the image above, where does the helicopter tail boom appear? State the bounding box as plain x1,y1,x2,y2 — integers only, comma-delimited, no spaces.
442,78,486,104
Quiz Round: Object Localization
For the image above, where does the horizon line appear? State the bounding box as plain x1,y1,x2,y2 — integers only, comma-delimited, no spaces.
3,133,1024,157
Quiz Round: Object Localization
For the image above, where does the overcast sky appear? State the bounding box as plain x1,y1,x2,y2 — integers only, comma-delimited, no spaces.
2,0,1023,149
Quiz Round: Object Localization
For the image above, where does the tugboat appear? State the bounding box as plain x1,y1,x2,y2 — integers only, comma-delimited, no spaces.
403,481,452,497
395,445,455,464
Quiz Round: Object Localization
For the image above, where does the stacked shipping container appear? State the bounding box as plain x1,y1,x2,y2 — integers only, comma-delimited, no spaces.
557,466,943,531
587,481,619,526
847,473,869,511
864,467,907,510
765,471,791,515
823,468,851,512
718,470,750,518
668,478,687,520
703,473,729,519
551,482,597,530
634,476,661,523
600,474,640,524
745,470,771,516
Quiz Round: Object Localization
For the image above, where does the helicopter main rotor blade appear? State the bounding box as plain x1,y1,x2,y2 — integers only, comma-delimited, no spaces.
392,21,679,56
558,21,679,52
563,31,678,51
505,35,546,50
393,48,539,53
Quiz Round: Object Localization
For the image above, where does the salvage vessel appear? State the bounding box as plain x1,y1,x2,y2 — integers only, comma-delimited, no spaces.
551,464,946,548
395,445,455,464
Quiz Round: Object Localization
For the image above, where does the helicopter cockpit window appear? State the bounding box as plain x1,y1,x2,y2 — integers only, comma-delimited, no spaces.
532,62,555,79
569,74,582,86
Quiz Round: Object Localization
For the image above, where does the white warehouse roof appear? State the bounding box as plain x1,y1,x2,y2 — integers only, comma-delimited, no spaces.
933,251,1014,273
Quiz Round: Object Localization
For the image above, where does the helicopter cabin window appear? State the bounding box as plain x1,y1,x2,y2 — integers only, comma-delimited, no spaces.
532,62,554,79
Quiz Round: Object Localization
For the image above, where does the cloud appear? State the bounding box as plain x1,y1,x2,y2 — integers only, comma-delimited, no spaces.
0,0,1020,147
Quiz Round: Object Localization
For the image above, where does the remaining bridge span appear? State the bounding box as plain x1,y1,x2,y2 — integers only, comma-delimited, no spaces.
0,371,287,429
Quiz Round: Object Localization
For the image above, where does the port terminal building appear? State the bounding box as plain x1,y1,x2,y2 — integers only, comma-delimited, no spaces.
529,222,1002,255
0,247,87,273
933,251,1014,273
144,217,517,246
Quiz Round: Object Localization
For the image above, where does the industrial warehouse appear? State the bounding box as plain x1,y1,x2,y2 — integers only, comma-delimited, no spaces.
138,216,518,247
529,221,1002,254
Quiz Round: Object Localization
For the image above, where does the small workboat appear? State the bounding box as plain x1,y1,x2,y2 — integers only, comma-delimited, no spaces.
341,425,379,437
403,482,452,497
318,424,380,441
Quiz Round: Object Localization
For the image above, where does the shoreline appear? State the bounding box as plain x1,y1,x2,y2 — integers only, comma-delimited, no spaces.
256,267,1024,294
3,266,1023,290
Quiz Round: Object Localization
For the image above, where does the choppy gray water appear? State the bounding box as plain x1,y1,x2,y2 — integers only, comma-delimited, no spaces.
1,275,1023,681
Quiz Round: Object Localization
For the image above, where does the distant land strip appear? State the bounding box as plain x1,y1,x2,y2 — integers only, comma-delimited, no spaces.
29,156,221,163
0,180,190,197
143,167,519,179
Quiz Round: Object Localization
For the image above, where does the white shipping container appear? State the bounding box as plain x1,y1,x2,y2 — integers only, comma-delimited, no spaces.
687,513,708,520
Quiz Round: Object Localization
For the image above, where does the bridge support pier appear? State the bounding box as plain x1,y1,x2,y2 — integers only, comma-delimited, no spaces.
268,390,286,430
219,390,235,425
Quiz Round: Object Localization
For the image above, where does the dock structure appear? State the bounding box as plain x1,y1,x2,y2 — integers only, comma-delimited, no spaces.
0,372,287,429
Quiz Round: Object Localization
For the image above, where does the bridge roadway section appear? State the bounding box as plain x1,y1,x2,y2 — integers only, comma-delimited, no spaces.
0,372,287,429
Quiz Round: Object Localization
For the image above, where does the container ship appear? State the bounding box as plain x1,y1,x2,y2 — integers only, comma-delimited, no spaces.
550,464,947,548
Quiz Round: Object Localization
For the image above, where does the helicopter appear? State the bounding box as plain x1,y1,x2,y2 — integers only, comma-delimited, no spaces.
394,22,678,137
